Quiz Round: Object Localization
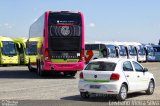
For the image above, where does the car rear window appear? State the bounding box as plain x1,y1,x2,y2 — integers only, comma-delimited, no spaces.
85,62,116,71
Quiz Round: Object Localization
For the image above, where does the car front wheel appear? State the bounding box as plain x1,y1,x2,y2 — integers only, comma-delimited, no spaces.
146,80,155,95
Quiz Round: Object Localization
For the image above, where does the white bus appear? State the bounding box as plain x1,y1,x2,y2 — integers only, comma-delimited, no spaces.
113,42,128,59
132,42,146,62
105,42,128,59
85,43,108,64
122,42,138,61
143,44,155,62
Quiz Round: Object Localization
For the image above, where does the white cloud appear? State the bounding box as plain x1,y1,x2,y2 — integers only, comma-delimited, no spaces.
4,23,9,26
88,22,95,28
8,26,13,29
3,23,13,29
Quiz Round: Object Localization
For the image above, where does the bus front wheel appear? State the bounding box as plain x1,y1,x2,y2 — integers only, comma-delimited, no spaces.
28,59,34,72
37,60,45,76
69,71,77,77
64,71,77,77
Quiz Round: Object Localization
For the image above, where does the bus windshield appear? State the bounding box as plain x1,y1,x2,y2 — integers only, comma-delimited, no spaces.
137,45,145,55
25,42,37,55
153,46,160,52
147,46,155,56
128,45,137,56
106,45,116,57
1,41,17,56
48,12,82,51
118,45,127,56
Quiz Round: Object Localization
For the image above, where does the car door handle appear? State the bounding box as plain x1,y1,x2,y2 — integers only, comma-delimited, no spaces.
126,75,129,77
137,75,140,78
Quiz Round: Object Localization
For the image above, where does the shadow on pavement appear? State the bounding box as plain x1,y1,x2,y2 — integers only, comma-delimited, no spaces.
0,70,76,79
61,92,147,102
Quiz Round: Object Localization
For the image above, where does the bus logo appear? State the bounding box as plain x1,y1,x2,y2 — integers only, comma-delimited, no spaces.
61,26,70,36
85,50,93,63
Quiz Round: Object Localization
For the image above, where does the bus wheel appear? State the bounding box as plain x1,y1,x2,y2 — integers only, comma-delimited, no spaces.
28,60,34,72
37,60,45,76
69,71,77,77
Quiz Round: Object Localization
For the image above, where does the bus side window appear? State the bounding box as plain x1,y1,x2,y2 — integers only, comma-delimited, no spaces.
154,48,157,52
100,44,108,57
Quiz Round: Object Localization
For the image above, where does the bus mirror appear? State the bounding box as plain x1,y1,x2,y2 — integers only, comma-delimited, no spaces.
17,42,21,48
102,49,108,57
0,42,3,48
37,42,40,48
26,43,28,48
26,40,29,48
37,41,42,48
24,43,26,48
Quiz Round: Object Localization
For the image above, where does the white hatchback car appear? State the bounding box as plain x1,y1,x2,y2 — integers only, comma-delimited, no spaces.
78,58,155,101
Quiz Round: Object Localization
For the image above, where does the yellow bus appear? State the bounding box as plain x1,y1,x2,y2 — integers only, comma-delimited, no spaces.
14,37,28,65
14,37,41,67
0,36,20,65
27,37,42,71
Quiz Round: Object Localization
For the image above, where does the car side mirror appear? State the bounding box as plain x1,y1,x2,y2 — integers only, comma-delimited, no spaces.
143,68,148,72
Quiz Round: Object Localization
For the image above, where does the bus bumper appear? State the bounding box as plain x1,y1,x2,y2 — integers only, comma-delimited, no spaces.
1,56,19,65
43,61,84,71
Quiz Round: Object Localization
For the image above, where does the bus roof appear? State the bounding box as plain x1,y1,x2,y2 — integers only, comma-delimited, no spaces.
28,37,42,42
0,36,14,42
14,37,27,43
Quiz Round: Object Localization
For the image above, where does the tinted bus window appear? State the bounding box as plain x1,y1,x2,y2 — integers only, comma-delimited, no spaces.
2,41,17,55
153,47,160,52
138,45,145,55
106,45,116,57
26,42,37,55
48,13,82,51
128,45,137,56
147,46,155,56
85,44,99,50
119,45,127,56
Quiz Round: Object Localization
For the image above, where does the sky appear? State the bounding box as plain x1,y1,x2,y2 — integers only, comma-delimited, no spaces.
0,0,160,44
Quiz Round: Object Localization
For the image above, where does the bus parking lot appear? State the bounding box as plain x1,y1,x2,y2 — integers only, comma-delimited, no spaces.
0,62,159,102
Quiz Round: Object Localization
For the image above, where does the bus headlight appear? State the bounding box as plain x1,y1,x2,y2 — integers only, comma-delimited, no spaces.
25,58,29,61
2,58,6,61
45,56,51,61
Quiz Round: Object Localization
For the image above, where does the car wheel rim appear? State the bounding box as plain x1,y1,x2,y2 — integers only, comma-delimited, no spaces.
121,86,127,99
149,82,154,93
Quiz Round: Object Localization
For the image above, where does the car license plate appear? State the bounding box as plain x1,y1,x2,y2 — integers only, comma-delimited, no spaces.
90,85,101,89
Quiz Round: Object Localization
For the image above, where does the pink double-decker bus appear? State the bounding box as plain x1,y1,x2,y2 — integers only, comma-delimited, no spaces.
28,11,85,76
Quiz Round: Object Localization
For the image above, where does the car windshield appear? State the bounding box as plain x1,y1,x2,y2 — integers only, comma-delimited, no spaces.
85,62,116,71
